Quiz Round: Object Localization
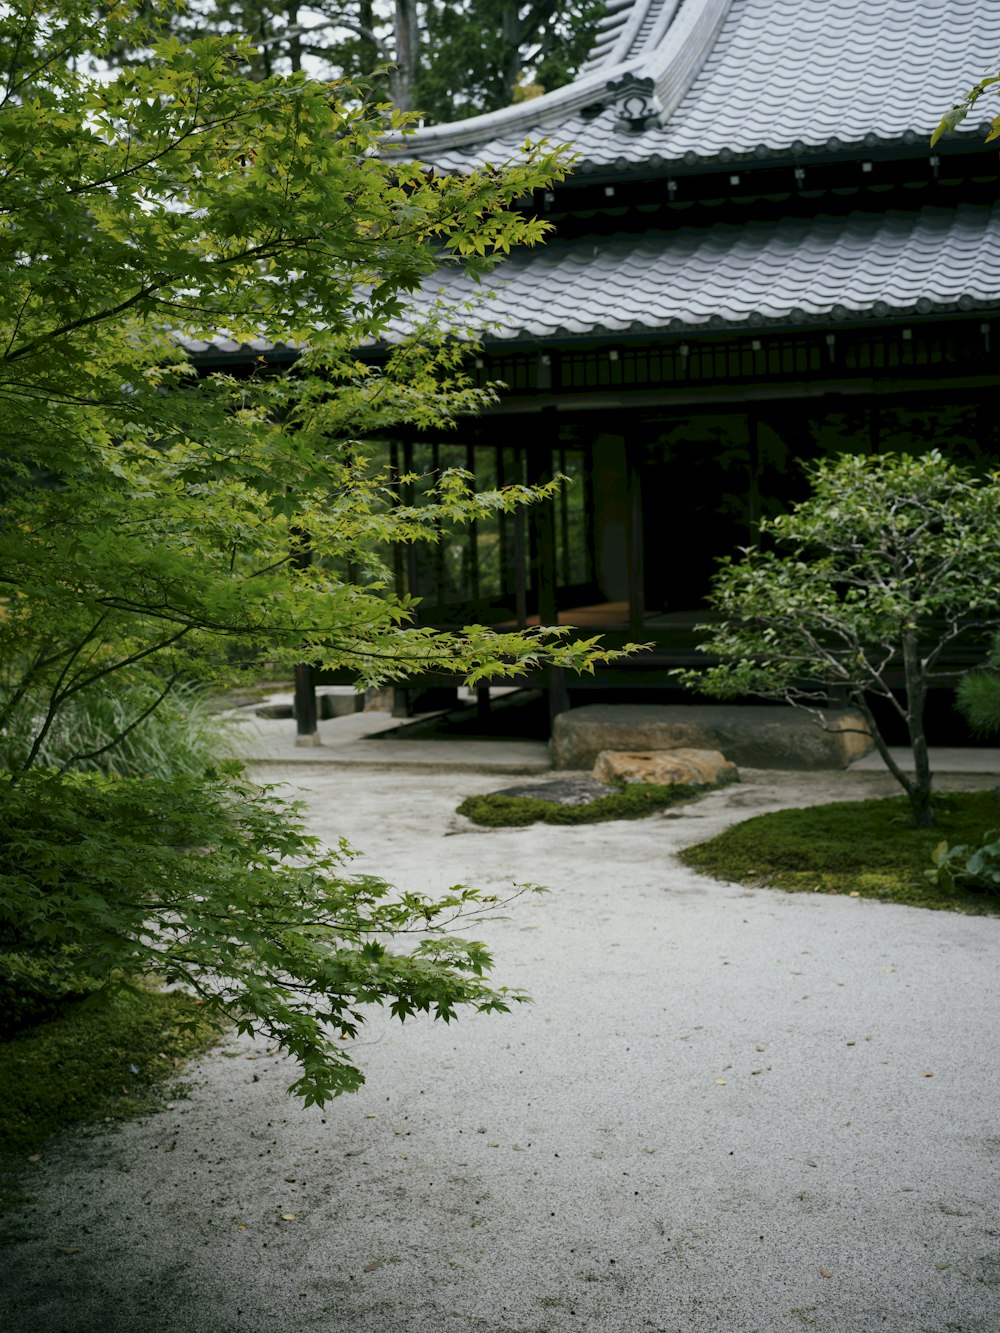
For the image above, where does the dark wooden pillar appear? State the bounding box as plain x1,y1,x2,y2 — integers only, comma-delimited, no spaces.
528,424,558,628
548,667,570,725
747,411,761,542
291,526,321,746
625,433,645,640
527,413,568,721
476,683,492,721
402,439,419,617
465,440,480,602
294,663,320,745
513,503,528,629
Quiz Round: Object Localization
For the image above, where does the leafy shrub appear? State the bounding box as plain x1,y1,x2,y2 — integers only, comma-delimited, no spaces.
927,830,1000,895
0,766,537,1103
0,947,101,1040
0,679,238,1033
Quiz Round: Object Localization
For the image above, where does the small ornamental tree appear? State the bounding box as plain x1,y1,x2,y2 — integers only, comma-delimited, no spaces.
681,452,1000,829
0,1,629,1101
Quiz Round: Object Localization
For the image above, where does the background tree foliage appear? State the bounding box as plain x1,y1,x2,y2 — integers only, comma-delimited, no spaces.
114,1,604,117
0,0,622,1101
682,453,1000,830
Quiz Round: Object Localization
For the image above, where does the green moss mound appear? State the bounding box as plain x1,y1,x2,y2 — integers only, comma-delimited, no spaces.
458,782,704,827
0,987,218,1215
679,790,1000,914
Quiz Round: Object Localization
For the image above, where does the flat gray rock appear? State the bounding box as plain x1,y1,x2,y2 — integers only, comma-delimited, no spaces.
491,775,616,805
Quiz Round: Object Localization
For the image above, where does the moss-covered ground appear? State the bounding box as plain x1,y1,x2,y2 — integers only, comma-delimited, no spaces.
679,790,1000,915
0,988,218,1220
458,782,705,827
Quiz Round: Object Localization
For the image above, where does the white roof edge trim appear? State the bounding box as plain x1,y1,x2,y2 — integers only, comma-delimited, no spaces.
406,0,731,154
644,0,689,62
605,0,683,66
406,57,646,150
646,0,732,121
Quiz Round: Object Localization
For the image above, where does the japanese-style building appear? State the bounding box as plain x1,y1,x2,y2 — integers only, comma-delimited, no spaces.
196,0,1000,736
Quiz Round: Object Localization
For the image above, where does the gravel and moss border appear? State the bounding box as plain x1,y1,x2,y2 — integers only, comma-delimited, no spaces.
458,782,706,827
0,987,219,1221
678,790,1000,915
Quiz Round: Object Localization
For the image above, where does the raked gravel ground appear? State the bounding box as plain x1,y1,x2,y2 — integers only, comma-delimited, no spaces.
2,762,1000,1333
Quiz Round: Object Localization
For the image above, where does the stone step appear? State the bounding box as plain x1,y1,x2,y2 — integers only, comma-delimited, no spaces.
552,704,873,771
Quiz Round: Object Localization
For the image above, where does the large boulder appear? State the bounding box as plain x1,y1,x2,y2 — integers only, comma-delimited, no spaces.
553,704,873,771
593,748,738,788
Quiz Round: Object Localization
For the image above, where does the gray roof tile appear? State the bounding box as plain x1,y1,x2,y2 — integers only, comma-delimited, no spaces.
380,202,1000,341
420,0,1000,172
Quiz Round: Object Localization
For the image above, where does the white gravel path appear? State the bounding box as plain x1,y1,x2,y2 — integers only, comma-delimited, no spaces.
3,764,1000,1333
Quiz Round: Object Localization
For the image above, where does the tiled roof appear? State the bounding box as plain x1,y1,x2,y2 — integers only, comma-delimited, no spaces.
416,0,1000,173
579,0,687,74
380,203,1000,343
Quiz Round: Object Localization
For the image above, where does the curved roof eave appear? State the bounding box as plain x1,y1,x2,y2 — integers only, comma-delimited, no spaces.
406,0,731,156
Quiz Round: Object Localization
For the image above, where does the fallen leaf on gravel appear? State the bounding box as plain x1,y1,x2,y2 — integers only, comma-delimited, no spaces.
55,1247,80,1255
819,1268,832,1279
238,1223,248,1230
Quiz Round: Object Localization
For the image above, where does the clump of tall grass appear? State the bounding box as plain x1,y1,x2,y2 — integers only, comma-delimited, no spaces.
0,679,235,780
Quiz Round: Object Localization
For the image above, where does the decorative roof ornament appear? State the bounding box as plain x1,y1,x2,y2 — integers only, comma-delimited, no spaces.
581,73,661,132
607,76,661,134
